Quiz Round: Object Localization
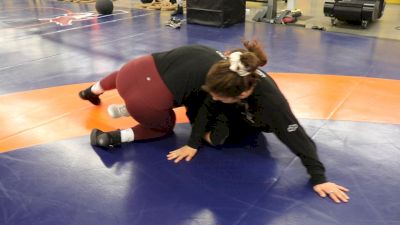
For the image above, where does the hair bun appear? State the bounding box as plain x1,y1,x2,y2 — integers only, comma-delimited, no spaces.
228,52,251,77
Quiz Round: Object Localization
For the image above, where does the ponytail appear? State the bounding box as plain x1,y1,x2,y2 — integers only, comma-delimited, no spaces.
242,39,268,67
202,39,268,97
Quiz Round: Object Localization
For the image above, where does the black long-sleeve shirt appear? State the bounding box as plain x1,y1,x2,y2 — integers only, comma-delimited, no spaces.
152,45,223,107
188,71,327,185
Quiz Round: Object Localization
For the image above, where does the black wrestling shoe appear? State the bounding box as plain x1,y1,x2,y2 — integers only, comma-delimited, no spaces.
90,129,121,148
79,86,101,105
166,17,181,29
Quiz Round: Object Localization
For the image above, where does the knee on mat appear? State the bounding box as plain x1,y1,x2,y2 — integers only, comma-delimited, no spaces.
208,131,229,146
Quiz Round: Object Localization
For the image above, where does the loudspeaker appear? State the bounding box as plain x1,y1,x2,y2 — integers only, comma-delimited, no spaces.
187,0,245,27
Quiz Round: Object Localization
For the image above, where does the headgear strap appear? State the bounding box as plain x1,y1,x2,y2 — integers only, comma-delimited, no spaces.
229,52,250,77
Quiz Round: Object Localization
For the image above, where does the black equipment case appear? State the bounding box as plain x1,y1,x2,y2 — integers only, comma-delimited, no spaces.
186,0,246,27
324,0,385,28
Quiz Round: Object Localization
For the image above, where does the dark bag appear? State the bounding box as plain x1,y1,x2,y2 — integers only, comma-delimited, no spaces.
187,0,246,27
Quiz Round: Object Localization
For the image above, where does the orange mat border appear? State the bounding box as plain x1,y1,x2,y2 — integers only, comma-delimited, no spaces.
1,73,399,152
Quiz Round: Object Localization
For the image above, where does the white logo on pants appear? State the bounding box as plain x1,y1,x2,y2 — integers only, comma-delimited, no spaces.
287,124,298,132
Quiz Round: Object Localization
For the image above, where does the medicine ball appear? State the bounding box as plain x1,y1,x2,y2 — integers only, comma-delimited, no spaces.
95,0,114,15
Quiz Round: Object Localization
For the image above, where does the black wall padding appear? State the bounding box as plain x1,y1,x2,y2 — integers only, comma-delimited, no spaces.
187,0,246,27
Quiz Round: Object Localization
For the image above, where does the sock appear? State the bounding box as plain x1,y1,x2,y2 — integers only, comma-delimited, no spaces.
120,128,134,143
91,82,104,95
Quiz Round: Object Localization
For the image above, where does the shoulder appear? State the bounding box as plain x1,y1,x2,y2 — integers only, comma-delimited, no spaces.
252,75,288,105
255,69,268,78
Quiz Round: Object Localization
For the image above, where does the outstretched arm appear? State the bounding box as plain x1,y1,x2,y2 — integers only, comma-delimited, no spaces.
267,106,350,203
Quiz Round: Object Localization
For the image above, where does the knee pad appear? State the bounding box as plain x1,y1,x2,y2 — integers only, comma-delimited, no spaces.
209,124,230,146
208,114,230,146
209,132,228,146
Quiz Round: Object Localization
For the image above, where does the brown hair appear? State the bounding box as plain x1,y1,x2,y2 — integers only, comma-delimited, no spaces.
202,39,268,97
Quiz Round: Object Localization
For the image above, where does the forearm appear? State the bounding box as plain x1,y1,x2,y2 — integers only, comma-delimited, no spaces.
298,150,327,185
186,101,214,149
276,126,327,185
268,109,327,185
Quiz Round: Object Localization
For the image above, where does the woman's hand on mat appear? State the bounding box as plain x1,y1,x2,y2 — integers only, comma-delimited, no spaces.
167,145,198,163
313,182,350,203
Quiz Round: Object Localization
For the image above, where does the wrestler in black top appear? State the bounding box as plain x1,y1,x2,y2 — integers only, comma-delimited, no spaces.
187,70,326,185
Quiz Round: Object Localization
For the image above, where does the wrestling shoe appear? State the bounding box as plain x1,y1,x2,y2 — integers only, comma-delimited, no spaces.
79,86,101,105
166,17,181,29
90,129,121,148
107,104,130,118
